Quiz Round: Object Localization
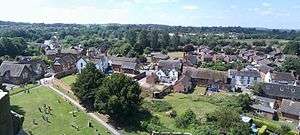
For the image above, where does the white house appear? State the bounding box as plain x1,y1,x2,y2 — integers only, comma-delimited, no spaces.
155,60,182,85
76,55,109,73
263,71,296,85
228,69,262,91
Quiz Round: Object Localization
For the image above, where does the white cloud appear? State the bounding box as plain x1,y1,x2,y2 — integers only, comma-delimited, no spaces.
182,5,199,11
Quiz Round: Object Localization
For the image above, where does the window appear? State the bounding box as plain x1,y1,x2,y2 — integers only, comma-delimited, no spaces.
247,77,250,84
80,63,83,68
254,77,257,81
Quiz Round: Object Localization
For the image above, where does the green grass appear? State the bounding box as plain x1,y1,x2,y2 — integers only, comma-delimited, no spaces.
10,84,39,95
146,90,218,133
168,51,184,59
61,75,77,86
10,86,110,135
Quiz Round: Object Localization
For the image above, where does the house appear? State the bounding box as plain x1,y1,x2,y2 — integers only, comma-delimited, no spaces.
173,75,192,93
183,53,198,66
262,83,300,101
183,67,228,91
264,71,296,85
251,96,277,120
280,99,300,122
146,73,159,84
228,69,261,91
76,55,109,74
199,53,213,62
0,62,34,85
150,52,169,63
18,59,47,79
224,55,238,63
109,56,139,74
213,53,225,62
156,60,182,85
52,54,78,73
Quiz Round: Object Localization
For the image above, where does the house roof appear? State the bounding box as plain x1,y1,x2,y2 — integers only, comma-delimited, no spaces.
183,66,227,82
0,61,29,77
263,83,300,100
109,56,137,63
271,72,295,82
151,52,169,60
251,104,276,113
257,65,274,74
158,60,182,72
280,99,300,116
121,62,137,70
176,74,191,86
229,69,261,78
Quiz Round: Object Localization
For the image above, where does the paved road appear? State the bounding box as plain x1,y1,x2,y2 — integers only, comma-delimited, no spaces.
41,77,121,135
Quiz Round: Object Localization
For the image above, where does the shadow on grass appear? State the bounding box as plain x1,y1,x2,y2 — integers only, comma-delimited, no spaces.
11,105,26,116
108,108,153,134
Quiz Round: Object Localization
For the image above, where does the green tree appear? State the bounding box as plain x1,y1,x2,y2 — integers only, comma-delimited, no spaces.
94,74,142,123
283,41,300,55
251,82,265,96
161,31,170,49
136,30,149,54
71,63,105,110
281,57,300,77
278,124,291,135
175,109,196,128
150,30,159,51
170,33,180,51
144,47,151,56
125,30,137,46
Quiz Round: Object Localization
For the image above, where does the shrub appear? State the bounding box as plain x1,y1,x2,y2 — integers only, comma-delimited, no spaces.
175,109,196,128
143,100,172,112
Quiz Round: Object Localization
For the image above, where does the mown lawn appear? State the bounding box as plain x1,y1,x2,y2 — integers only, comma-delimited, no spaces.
10,86,110,135
61,75,77,86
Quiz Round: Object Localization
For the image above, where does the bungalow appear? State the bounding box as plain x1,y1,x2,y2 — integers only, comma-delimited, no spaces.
0,62,35,85
183,67,228,91
262,83,300,101
280,99,300,122
156,60,182,85
228,69,261,91
263,71,296,85
251,96,277,120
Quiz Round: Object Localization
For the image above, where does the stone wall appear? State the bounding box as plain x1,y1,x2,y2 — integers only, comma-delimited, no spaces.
0,91,14,135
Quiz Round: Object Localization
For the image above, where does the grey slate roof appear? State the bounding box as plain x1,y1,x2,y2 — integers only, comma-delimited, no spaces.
271,72,295,82
263,83,300,100
158,60,182,72
229,69,261,78
121,62,137,70
0,62,28,77
280,99,300,116
251,104,276,113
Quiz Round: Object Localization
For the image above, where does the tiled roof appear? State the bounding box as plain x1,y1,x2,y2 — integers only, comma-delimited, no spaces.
263,83,300,100
0,61,28,77
280,99,300,116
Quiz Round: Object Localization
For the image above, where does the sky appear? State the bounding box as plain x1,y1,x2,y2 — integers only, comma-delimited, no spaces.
0,0,300,29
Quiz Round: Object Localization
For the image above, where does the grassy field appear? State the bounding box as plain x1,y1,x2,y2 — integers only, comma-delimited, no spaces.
146,87,218,133
61,75,77,86
168,51,184,59
10,86,110,135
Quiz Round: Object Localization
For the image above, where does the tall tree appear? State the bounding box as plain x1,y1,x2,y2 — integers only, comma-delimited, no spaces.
94,73,142,123
136,30,149,54
71,63,105,110
161,31,170,50
125,30,137,46
170,33,180,51
150,30,159,51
